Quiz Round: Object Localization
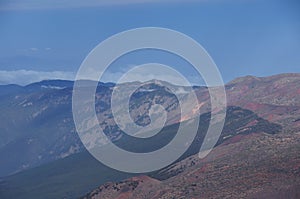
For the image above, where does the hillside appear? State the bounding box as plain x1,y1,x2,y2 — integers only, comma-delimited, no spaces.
0,106,282,199
0,80,190,176
82,132,300,199
1,74,299,177
0,73,299,198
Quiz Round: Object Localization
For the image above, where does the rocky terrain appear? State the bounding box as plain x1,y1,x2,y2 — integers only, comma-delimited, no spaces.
79,73,300,199
225,73,300,132
0,73,299,198
82,132,300,199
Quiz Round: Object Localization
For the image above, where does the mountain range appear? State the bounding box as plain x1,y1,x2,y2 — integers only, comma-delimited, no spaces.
0,73,299,198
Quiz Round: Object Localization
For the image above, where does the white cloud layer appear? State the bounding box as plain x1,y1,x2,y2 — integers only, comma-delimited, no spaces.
0,67,203,86
0,70,75,85
0,0,202,10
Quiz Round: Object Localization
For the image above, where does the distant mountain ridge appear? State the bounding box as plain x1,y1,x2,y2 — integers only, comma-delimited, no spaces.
0,73,299,178
0,79,192,176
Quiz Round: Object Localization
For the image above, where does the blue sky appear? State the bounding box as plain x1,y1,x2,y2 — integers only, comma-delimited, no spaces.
0,0,299,85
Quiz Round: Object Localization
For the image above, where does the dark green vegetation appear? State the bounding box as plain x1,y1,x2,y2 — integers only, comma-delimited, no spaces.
0,106,282,199
0,80,80,177
0,151,134,199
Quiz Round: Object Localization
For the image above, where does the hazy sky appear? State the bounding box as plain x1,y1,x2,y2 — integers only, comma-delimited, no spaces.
0,0,299,85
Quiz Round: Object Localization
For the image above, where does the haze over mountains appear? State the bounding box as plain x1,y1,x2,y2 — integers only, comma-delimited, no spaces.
0,73,300,199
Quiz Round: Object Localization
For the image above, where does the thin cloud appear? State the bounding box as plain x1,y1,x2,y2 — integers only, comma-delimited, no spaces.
29,48,38,52
0,68,203,86
0,70,75,85
0,0,204,10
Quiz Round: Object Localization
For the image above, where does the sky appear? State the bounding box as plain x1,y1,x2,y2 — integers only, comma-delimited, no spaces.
0,0,299,85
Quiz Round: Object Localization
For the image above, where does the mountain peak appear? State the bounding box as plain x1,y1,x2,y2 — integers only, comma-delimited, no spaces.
228,73,300,85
